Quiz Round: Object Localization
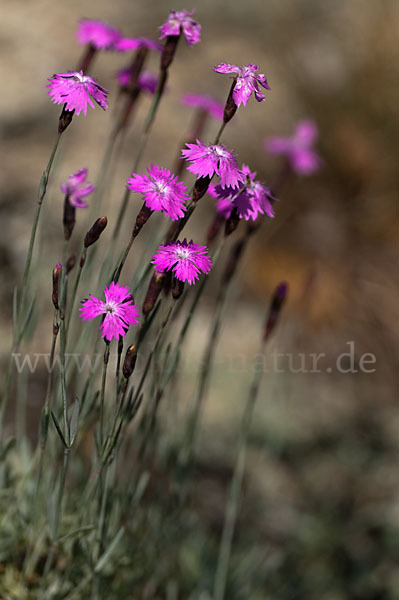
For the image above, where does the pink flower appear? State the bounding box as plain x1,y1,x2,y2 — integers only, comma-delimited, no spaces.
60,168,95,208
117,69,159,94
181,93,224,120
265,120,321,175
213,63,270,107
181,140,244,189
80,282,139,342
115,37,162,52
214,165,277,221
159,10,201,46
126,165,189,221
152,239,212,285
76,19,122,50
47,71,109,116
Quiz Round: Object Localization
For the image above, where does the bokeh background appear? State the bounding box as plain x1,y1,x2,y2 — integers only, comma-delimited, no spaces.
1,1,398,598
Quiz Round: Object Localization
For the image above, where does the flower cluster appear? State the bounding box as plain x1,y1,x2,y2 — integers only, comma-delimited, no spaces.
181,140,244,188
152,239,212,285
60,168,95,208
47,71,109,115
80,282,139,341
209,165,277,221
159,9,201,46
213,63,270,107
126,165,189,221
265,120,321,175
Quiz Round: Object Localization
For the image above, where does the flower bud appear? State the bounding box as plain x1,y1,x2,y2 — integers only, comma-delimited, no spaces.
84,216,108,248
52,263,62,310
66,253,76,274
142,271,165,315
172,278,184,300
224,207,240,237
132,204,153,239
122,344,137,379
264,282,288,341
160,35,180,71
63,196,76,240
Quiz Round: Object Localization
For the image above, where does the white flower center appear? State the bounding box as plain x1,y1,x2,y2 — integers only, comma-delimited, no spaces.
105,301,117,314
175,248,191,260
153,181,168,195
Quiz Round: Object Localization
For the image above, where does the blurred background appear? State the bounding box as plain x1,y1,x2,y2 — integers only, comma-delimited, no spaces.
1,0,398,598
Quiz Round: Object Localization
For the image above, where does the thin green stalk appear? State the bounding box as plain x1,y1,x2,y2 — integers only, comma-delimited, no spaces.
66,248,86,338
59,240,70,443
214,121,226,145
99,343,110,448
213,341,265,600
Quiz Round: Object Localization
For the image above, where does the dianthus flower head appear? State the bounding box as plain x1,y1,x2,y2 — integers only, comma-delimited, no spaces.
265,120,321,175
60,168,95,208
214,164,277,221
213,63,270,107
126,165,189,221
76,19,123,50
117,69,159,94
159,9,201,46
181,93,224,120
152,239,212,285
116,37,162,52
80,282,139,342
46,71,109,116
181,140,244,189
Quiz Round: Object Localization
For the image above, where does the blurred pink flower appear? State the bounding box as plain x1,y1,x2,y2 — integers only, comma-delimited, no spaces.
213,63,270,107
76,19,122,50
265,120,321,175
126,165,189,221
80,282,139,342
181,140,244,188
47,71,109,116
152,239,212,284
181,93,224,120
116,37,162,52
159,10,201,46
60,168,95,208
117,69,159,94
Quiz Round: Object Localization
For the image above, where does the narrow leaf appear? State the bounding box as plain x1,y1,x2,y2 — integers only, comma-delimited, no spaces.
51,411,68,448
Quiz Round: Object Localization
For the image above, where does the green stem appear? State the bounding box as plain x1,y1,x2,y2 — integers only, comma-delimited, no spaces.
59,240,70,443
99,343,110,448
213,342,265,600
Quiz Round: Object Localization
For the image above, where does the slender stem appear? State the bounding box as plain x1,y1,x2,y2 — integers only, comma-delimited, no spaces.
99,343,110,448
214,121,226,145
112,234,135,284
59,240,70,443
66,247,86,338
19,133,62,327
213,342,265,600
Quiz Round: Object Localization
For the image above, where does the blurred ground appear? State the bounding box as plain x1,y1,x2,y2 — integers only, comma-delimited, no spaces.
0,0,398,598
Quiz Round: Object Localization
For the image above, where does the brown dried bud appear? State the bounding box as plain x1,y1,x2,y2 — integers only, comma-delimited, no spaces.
224,207,240,237
122,344,137,379
142,271,165,316
52,263,62,310
66,253,76,274
79,248,87,268
132,204,153,239
160,35,180,71
264,282,288,341
84,216,108,248
192,176,211,203
58,105,74,134
223,80,238,124
172,278,185,300
63,196,75,241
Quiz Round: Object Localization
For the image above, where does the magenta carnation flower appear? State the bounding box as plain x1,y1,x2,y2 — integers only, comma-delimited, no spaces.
80,282,139,342
214,164,277,221
126,165,189,221
47,71,109,116
152,239,212,285
159,10,201,46
76,19,122,50
181,140,244,189
60,168,95,208
265,120,321,175
181,93,224,120
117,69,159,94
213,63,270,107
116,37,162,52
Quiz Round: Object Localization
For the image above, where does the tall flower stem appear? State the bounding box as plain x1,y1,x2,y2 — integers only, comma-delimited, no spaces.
112,70,168,243
59,240,70,442
214,121,226,145
99,342,110,448
213,339,265,600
